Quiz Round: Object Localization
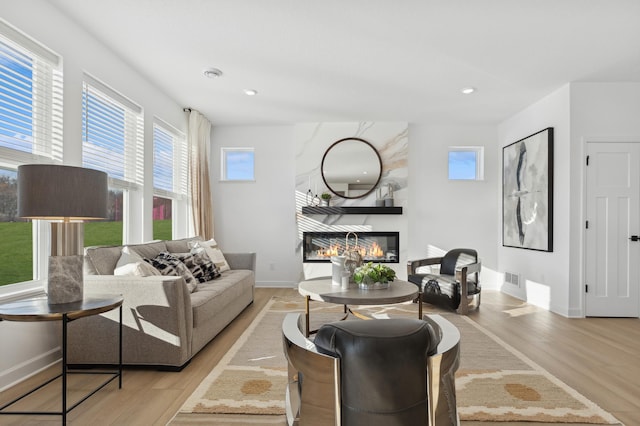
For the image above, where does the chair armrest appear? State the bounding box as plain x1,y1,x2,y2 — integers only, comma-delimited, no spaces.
224,252,256,271
454,261,481,281
407,257,442,276
422,314,460,425
282,313,339,425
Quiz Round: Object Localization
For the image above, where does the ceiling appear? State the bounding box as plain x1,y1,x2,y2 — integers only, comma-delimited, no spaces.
49,0,640,126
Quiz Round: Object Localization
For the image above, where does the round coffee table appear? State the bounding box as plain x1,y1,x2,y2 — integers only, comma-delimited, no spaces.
298,278,419,336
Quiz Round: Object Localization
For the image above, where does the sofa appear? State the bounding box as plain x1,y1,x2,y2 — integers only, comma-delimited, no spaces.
68,237,255,370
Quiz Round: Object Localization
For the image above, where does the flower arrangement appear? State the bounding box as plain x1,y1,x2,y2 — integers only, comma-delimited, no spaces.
353,262,396,287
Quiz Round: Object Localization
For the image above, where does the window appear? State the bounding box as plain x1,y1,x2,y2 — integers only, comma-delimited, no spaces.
0,168,32,286
82,75,143,246
84,188,124,247
0,22,62,287
153,120,187,240
0,21,63,161
221,147,255,181
448,146,484,180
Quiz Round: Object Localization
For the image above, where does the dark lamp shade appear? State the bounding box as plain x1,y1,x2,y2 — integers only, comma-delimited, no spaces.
17,164,108,220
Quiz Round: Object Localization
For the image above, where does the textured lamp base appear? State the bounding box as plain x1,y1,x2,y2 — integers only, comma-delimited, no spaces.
48,255,83,304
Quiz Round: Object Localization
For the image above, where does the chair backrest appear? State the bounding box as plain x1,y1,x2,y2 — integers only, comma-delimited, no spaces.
314,318,440,426
441,248,478,278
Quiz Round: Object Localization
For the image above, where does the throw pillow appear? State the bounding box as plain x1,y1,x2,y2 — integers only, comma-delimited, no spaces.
114,247,161,277
174,249,220,283
144,251,198,292
190,240,230,272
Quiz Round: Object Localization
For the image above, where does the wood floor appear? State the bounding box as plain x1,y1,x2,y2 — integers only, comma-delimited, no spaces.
0,288,638,425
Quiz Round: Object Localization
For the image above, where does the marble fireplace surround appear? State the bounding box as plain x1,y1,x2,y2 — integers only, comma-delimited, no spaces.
295,122,408,280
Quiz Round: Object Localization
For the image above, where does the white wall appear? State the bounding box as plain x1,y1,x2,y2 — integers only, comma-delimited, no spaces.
498,82,640,317
568,82,640,317
0,1,184,390
408,124,500,289
497,85,571,314
210,125,299,286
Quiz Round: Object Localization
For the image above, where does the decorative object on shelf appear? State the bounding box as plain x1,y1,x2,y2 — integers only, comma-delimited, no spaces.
375,187,385,207
384,183,394,207
18,164,108,304
320,192,332,206
353,262,396,290
306,188,314,206
342,232,363,281
321,137,382,199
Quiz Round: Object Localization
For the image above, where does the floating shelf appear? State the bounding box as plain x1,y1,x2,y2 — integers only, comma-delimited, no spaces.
301,206,403,215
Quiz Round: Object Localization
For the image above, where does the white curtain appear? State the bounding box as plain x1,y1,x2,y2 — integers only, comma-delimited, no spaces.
187,110,214,240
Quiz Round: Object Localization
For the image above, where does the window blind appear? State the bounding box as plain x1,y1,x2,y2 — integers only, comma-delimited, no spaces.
0,21,63,162
82,76,143,187
153,119,187,197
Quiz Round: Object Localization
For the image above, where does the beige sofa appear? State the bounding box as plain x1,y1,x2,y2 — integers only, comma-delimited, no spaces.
68,237,255,370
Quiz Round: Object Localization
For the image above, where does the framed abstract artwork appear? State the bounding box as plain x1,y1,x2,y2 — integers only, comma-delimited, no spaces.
503,127,554,252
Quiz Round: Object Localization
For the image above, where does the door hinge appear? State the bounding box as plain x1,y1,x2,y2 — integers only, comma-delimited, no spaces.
586,220,589,229
585,284,589,293
586,155,590,166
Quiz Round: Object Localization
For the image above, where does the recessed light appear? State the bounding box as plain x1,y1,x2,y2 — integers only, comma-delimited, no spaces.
203,68,223,78
244,89,258,96
461,87,476,94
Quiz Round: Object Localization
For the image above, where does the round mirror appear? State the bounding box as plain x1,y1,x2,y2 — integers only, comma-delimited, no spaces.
321,137,382,199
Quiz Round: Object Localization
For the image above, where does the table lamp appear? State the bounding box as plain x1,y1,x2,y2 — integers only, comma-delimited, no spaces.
17,164,108,304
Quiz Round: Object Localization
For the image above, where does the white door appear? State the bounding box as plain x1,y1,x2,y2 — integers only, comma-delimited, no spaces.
585,142,640,317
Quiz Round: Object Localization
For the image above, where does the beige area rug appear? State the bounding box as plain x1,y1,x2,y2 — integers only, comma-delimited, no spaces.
172,296,621,425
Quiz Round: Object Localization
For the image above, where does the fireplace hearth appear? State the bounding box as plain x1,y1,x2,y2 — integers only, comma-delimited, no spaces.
302,232,399,263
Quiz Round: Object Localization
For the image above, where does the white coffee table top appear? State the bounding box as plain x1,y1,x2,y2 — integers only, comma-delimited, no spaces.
298,278,418,306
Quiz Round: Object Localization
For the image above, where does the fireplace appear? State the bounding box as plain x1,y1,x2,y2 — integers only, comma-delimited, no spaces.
302,232,399,263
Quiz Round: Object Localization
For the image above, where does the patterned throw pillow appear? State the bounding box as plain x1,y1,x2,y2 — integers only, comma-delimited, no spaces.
189,240,231,272
144,251,198,292
174,249,220,283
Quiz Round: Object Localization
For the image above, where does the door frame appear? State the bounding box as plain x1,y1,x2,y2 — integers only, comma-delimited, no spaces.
581,137,640,318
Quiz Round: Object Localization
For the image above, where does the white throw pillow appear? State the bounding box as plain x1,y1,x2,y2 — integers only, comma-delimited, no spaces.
114,247,161,276
190,241,230,272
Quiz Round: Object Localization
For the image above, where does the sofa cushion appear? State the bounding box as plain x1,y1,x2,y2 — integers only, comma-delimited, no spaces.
174,250,220,283
166,236,203,253
114,247,161,277
85,245,123,275
127,241,168,260
190,270,254,327
145,251,199,292
190,240,230,272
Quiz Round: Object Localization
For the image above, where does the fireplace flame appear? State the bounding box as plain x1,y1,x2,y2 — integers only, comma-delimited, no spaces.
359,242,384,258
314,242,385,259
316,244,340,258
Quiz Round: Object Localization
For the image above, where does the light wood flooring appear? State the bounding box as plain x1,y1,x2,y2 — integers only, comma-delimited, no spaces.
0,288,638,425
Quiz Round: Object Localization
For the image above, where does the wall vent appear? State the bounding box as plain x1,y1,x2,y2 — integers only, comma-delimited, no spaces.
505,272,520,287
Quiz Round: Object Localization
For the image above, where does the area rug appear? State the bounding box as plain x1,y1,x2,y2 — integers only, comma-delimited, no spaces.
173,296,620,424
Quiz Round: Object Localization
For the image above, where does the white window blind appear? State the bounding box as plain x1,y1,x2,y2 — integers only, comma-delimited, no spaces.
82,75,143,187
153,119,187,197
0,20,63,163
153,120,187,197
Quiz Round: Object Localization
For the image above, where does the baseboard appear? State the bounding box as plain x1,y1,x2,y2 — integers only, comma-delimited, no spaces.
0,347,60,392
